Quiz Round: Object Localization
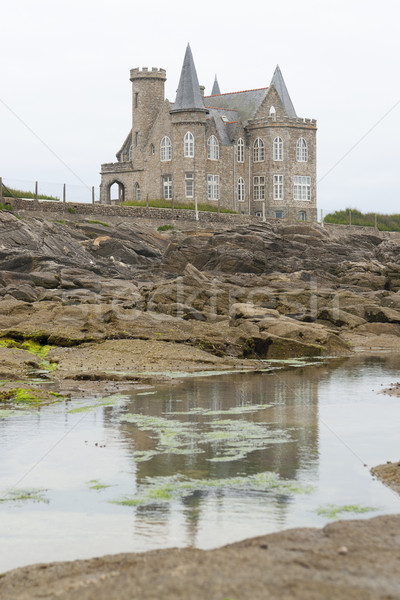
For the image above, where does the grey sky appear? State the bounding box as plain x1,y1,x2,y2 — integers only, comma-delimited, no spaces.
1,0,399,213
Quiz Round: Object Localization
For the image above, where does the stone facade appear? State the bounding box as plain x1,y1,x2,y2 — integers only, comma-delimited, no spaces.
100,45,317,221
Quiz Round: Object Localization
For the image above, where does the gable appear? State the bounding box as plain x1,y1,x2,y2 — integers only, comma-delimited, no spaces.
252,86,288,121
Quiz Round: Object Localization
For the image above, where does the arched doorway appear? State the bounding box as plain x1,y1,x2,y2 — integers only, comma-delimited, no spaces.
109,181,125,204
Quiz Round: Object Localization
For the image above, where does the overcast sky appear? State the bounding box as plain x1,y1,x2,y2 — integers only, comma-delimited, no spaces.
1,0,399,214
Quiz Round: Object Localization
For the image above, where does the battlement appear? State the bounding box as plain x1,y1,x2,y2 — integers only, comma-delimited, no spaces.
248,115,317,127
130,67,166,81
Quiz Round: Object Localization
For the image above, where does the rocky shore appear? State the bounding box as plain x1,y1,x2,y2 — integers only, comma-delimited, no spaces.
1,210,400,597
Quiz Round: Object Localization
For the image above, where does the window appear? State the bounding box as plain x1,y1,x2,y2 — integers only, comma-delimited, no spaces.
160,136,172,161
163,176,172,199
293,176,311,201
275,211,283,219
237,177,245,202
207,174,219,200
135,92,139,108
128,144,133,161
135,131,139,147
184,131,194,158
253,176,265,200
269,105,276,119
296,138,308,162
298,211,306,221
237,138,244,162
273,174,283,200
185,173,193,198
150,143,155,155
255,211,262,217
273,137,283,161
134,182,141,201
207,135,219,160
253,138,264,162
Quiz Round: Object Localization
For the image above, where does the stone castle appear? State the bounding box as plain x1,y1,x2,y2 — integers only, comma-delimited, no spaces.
100,44,317,220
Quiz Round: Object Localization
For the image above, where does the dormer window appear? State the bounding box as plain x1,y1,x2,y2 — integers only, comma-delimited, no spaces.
269,105,276,120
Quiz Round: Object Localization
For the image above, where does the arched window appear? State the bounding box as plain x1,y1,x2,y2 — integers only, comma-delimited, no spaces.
253,138,264,162
128,144,133,161
134,182,141,201
150,143,155,156
273,137,283,161
296,138,308,162
160,136,172,161
184,131,194,158
237,138,244,162
207,135,219,160
237,177,245,202
269,105,276,119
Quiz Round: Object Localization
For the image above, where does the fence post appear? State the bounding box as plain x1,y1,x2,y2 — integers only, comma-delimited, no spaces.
35,181,38,203
63,184,66,203
374,213,377,230
218,196,220,214
262,201,266,222
0,177,3,204
171,195,174,210
146,194,149,209
195,195,199,221
320,208,324,227
92,186,95,204
349,210,352,226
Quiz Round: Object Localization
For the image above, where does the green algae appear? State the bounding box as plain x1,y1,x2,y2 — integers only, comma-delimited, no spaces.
87,479,112,491
110,472,313,508
0,488,49,504
166,403,272,416
68,394,129,414
0,409,15,418
0,338,57,371
0,388,41,404
316,504,378,520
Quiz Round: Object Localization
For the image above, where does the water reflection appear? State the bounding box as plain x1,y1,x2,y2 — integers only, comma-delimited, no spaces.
1,354,400,572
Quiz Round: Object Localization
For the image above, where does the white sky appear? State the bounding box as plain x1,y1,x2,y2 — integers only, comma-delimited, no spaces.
1,0,399,213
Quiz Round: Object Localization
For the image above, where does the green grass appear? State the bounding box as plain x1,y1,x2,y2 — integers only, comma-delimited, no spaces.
0,202,13,211
123,199,237,213
87,220,110,227
324,208,400,232
2,186,59,201
157,224,174,231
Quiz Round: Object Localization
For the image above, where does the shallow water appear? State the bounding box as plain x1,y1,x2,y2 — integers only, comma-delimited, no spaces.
1,354,400,572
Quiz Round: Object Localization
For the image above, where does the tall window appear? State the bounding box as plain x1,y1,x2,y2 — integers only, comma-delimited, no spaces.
296,138,308,162
185,173,193,198
237,138,244,162
293,176,311,201
253,138,264,162
237,177,245,202
150,143,155,155
273,174,283,200
163,176,172,199
160,136,172,161
184,132,194,158
207,174,219,200
135,131,139,147
207,135,219,160
134,182,141,201
273,137,283,161
253,176,265,200
269,105,276,119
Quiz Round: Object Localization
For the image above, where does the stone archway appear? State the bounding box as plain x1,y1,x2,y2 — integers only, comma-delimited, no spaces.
109,181,125,204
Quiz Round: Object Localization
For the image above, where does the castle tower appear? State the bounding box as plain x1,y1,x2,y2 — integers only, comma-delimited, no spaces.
170,44,209,205
129,67,166,168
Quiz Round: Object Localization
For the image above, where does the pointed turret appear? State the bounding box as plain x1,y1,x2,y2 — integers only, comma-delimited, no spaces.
171,44,207,113
211,74,221,96
270,66,296,118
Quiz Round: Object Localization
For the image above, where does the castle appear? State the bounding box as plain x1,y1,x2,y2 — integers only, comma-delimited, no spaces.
100,44,317,220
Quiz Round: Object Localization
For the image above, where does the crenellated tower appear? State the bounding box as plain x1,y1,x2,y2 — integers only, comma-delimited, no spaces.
129,67,166,168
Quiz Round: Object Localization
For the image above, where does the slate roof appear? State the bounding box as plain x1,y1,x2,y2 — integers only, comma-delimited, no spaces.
270,65,297,118
171,44,207,112
204,88,268,125
211,75,221,96
206,108,239,145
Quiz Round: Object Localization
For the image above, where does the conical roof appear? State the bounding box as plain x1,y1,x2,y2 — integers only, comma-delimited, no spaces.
270,65,296,117
211,75,221,95
171,44,207,112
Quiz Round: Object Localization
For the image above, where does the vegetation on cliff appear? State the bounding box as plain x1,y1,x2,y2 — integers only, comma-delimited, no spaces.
325,208,400,232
